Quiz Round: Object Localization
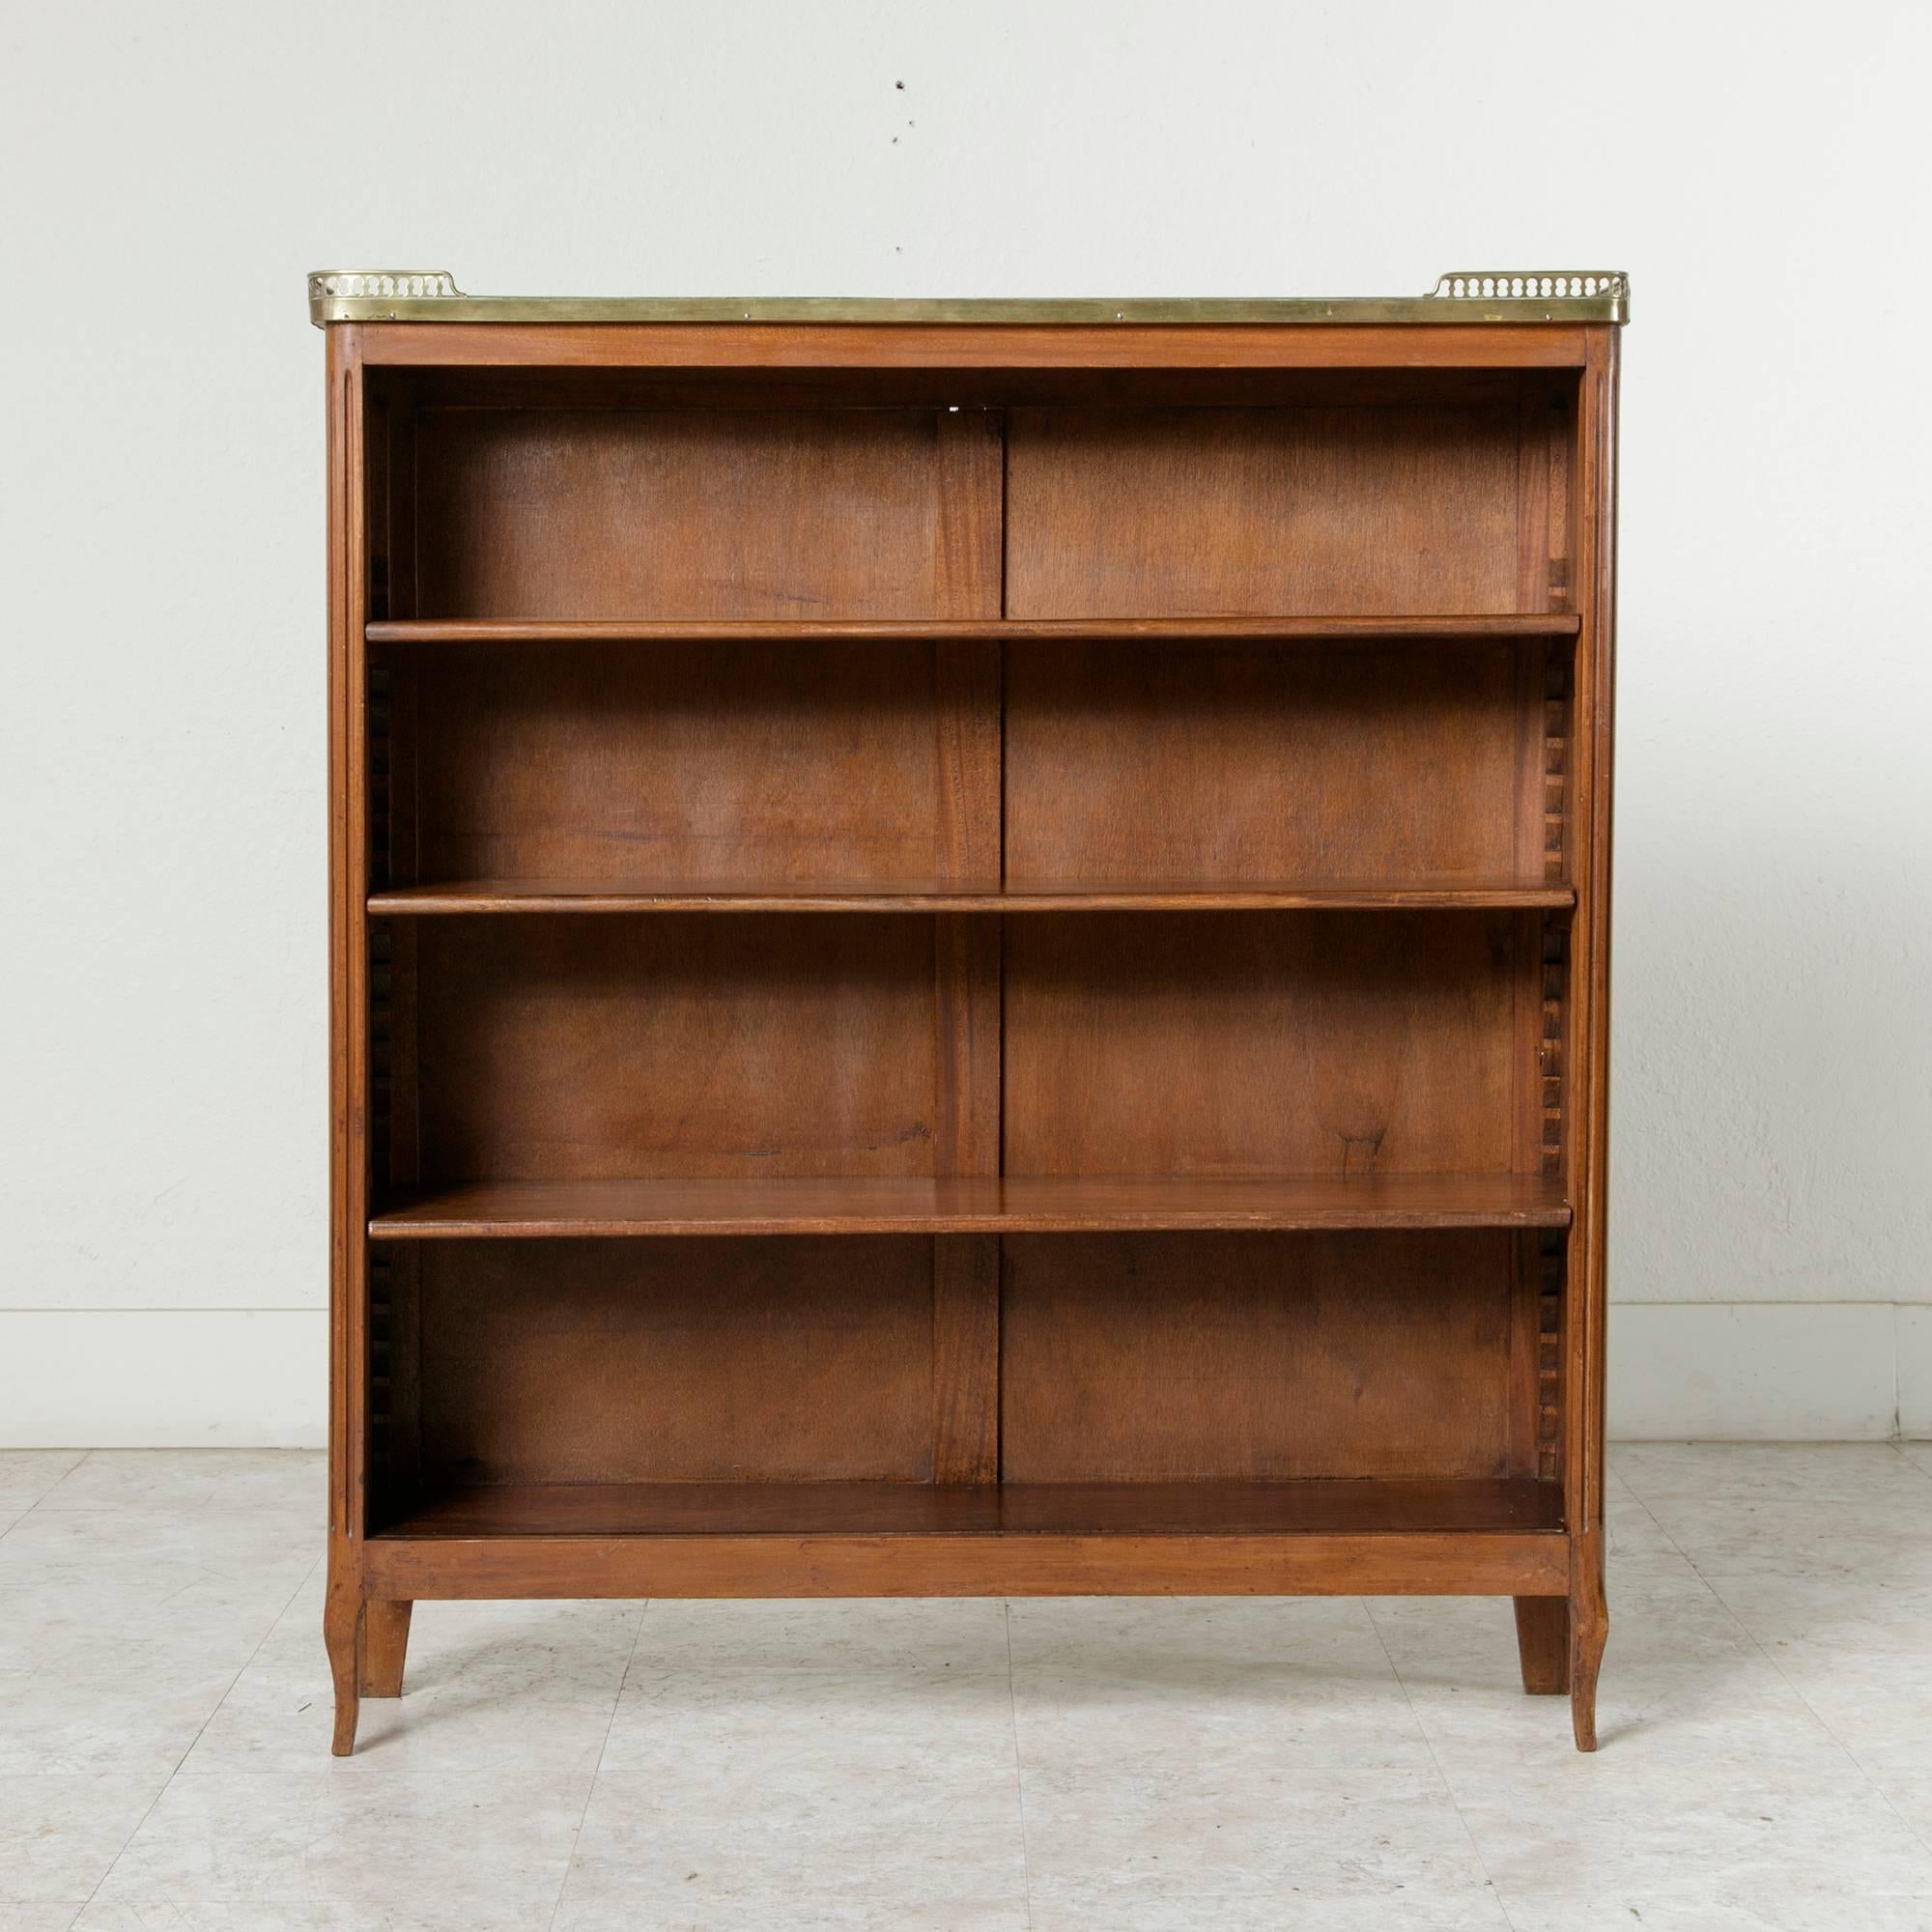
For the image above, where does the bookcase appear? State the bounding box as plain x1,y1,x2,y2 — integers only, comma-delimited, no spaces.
313,270,1626,1755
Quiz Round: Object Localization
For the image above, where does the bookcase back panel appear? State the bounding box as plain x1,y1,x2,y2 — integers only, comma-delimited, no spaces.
1006,639,1542,886
412,408,1001,619
400,639,968,887
415,1237,934,1484
1005,406,1520,617
1003,911,1538,1178
1001,1231,1517,1481
412,916,941,1180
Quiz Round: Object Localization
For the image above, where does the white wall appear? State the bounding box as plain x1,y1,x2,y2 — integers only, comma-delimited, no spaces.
3,1,1927,1446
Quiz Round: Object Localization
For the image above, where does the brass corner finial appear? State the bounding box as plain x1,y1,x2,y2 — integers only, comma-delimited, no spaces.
1434,271,1629,309
308,270,464,327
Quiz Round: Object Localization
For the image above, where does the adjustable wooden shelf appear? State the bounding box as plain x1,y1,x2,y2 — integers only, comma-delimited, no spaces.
315,269,1625,1754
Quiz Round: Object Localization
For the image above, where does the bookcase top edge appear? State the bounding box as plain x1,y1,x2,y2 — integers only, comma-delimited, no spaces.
306,270,1631,329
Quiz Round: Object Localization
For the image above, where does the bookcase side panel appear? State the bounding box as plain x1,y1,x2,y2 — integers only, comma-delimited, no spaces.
324,325,374,1753
1570,333,1617,1533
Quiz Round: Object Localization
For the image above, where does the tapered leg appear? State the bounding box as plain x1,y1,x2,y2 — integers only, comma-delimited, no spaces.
1512,1596,1571,1694
1570,1554,1610,1751
323,1578,362,1756
359,1599,413,1698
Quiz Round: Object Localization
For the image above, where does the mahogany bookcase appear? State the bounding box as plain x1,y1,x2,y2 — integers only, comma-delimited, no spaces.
313,270,1626,1755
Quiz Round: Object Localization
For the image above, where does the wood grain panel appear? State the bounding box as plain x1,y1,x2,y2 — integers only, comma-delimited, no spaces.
1003,911,1534,1178
363,322,1589,372
1006,639,1533,885
416,1238,933,1484
413,915,938,1180
365,1525,1566,1600
931,1236,1000,1483
407,639,957,887
415,408,1000,619
1001,1231,1517,1481
1006,406,1520,617
932,916,1001,1175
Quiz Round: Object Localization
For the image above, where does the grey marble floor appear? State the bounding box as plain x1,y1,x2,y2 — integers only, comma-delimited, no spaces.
2,1445,1930,1930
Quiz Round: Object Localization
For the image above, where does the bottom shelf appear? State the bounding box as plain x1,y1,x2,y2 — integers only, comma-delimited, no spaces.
365,1479,1568,1599
370,1173,1571,1237
379,1477,1562,1538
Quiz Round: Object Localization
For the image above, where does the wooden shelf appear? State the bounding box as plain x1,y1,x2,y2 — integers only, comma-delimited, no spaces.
370,1173,1572,1239
370,879,1576,915
365,1478,1567,1599
380,1477,1563,1538
367,614,1581,646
